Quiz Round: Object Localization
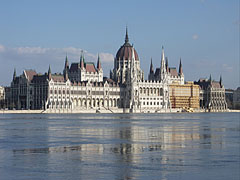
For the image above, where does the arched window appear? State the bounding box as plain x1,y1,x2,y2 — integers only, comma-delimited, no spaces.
160,88,164,96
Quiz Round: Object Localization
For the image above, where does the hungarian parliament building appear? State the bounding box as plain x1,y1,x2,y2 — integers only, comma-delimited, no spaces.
4,29,228,113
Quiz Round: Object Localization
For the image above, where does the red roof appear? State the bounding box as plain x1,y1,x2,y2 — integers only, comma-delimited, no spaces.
116,43,139,61
211,81,221,88
52,74,65,82
85,63,96,73
169,68,178,76
24,70,37,81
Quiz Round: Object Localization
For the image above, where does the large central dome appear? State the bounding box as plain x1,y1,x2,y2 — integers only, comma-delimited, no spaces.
116,28,139,61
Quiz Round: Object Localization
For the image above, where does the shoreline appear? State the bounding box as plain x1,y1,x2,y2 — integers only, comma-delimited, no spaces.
0,109,239,114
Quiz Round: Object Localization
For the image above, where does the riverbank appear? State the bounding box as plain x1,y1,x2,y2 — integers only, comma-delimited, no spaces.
1,109,239,114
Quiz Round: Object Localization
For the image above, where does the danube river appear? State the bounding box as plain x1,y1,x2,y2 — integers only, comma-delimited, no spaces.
0,113,239,180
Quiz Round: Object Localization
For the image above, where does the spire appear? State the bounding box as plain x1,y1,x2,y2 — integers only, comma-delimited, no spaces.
110,69,113,79
166,57,169,72
125,26,129,43
97,54,102,70
48,65,52,80
64,68,69,81
209,74,212,82
150,58,154,74
80,51,84,69
161,46,165,62
220,75,222,87
13,68,16,80
64,54,69,70
160,46,166,75
179,58,183,75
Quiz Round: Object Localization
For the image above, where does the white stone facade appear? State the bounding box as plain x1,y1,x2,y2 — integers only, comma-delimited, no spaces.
45,30,171,113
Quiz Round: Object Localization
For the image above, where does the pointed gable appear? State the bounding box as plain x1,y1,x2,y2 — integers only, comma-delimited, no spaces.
24,70,37,81
85,63,97,73
169,68,178,76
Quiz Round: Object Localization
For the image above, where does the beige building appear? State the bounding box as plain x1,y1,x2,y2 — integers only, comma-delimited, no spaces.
169,82,200,109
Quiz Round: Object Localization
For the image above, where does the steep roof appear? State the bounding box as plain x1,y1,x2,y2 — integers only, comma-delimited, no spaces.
169,67,178,76
24,70,37,81
69,63,80,72
85,62,97,73
52,74,65,82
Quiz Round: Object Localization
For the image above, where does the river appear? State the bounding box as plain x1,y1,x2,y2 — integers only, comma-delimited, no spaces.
0,113,239,180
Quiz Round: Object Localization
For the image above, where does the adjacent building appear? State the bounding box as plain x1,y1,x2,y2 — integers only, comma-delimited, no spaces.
233,87,240,109
194,76,228,112
169,82,200,109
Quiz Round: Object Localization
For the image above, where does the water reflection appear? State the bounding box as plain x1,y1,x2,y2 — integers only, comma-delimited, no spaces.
0,113,239,180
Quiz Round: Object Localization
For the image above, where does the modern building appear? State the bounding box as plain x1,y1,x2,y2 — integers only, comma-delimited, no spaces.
194,76,228,112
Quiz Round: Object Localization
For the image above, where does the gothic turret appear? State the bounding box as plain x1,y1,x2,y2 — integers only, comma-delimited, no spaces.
63,55,69,78
48,65,52,80
148,58,155,81
13,68,16,80
110,70,113,79
125,26,129,44
165,57,169,72
97,54,102,70
179,58,183,75
209,74,212,82
80,51,85,69
160,46,167,81
64,55,69,70
220,75,222,87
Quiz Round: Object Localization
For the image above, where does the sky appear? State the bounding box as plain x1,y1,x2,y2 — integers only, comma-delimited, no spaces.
0,0,239,89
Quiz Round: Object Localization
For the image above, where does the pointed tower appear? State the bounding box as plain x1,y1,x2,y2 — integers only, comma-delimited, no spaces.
48,65,52,80
148,58,154,81
165,57,169,72
179,58,183,75
150,58,154,74
220,75,222,87
97,54,102,70
63,54,69,77
209,74,212,82
80,51,85,69
64,54,69,70
110,70,113,79
125,26,129,44
160,46,167,81
13,68,16,80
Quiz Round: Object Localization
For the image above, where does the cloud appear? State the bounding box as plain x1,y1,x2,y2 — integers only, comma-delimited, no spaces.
0,44,5,53
0,44,114,85
99,53,114,63
192,34,199,40
15,47,50,54
222,64,233,72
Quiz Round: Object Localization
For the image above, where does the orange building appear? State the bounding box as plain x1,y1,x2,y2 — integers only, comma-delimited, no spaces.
169,82,200,109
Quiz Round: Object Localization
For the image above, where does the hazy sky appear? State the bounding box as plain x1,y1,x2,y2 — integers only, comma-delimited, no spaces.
0,0,239,89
